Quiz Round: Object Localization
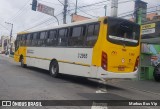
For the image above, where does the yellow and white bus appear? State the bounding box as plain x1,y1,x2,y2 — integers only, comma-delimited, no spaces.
14,16,140,79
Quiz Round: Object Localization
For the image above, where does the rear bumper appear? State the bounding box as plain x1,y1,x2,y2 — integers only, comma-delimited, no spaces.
97,67,138,79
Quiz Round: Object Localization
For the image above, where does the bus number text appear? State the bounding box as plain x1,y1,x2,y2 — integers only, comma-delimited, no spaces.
78,53,88,59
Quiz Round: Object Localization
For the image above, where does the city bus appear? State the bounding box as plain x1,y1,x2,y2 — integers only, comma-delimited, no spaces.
14,16,140,79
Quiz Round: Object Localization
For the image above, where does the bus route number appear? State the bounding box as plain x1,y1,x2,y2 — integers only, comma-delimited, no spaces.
78,53,88,59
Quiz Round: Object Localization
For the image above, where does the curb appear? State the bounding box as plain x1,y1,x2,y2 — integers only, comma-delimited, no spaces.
0,54,13,58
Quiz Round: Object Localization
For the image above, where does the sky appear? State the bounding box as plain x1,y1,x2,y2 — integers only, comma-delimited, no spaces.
0,0,160,38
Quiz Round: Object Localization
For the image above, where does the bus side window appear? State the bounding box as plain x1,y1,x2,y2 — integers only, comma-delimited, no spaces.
17,35,21,46
38,31,47,47
15,40,18,51
21,34,26,46
19,35,22,46
68,26,84,47
15,35,20,51
86,23,100,47
94,24,100,36
32,32,38,46
58,28,68,46
16,35,19,40
47,30,57,46
26,34,32,46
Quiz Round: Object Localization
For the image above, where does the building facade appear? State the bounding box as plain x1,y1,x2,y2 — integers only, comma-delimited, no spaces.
0,36,15,53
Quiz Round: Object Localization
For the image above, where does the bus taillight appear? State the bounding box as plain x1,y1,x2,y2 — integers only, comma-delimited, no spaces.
134,56,139,71
101,51,108,70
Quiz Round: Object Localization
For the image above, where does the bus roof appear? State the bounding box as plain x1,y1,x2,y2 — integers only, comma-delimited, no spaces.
17,31,29,35
18,16,135,35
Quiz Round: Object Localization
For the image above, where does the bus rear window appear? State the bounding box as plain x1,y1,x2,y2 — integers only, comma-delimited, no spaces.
107,17,140,46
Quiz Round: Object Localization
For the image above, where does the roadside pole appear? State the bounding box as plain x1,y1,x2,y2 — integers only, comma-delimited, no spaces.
5,22,13,56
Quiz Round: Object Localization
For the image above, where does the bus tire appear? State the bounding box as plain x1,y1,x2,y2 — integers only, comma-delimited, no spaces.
154,75,160,82
20,57,27,68
49,60,60,78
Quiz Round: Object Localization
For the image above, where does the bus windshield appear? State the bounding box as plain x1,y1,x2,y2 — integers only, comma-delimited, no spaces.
107,17,140,46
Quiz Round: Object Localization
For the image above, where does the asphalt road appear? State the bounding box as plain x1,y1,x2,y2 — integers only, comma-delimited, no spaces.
0,55,160,109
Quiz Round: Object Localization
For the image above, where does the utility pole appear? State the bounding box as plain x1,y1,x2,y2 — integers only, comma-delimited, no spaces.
104,5,107,16
63,0,68,24
75,0,78,14
111,0,118,17
5,22,13,55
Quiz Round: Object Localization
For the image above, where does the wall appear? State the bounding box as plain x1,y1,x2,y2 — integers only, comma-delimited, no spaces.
141,44,160,66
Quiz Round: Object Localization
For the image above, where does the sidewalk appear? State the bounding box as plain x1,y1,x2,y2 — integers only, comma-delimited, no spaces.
89,78,160,94
106,79,160,94
0,53,13,58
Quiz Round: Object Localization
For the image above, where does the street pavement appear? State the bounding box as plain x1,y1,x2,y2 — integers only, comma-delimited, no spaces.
0,54,160,109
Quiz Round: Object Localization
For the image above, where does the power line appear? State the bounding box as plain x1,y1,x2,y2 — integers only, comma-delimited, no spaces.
68,0,134,12
118,4,160,17
21,18,55,31
20,12,63,32
118,0,135,4
68,0,134,15
7,0,31,22
78,1,107,9
77,8,98,18
80,6,104,12
10,6,30,22
119,9,160,18
68,0,111,18
16,0,160,33
0,23,10,31
39,0,62,5
57,0,64,5
43,18,63,28
68,0,107,12
16,7,63,29
16,14,48,29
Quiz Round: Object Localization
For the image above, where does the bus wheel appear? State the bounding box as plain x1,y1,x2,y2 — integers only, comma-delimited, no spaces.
49,60,59,78
20,58,27,68
154,76,160,82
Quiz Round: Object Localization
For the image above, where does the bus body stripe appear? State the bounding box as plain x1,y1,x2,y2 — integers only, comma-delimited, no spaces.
24,55,91,67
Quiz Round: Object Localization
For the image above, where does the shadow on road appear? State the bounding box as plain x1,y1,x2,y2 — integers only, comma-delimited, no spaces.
21,66,124,91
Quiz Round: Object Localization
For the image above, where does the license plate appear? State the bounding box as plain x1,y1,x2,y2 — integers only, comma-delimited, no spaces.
118,67,125,71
